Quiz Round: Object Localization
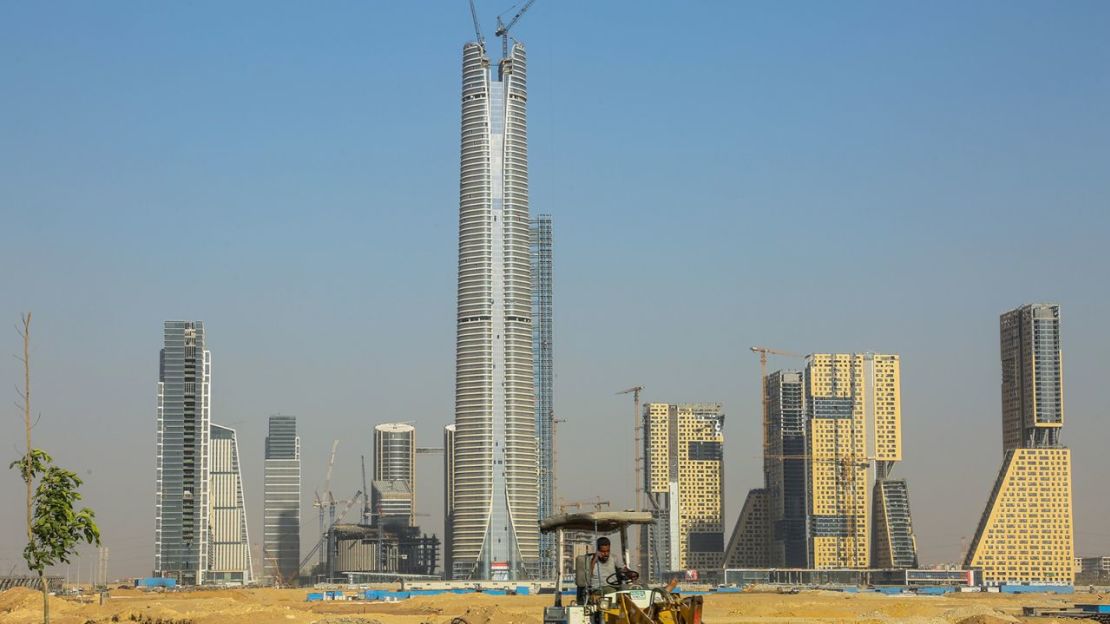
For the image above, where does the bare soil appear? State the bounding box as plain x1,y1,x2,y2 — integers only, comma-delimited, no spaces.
0,586,1104,624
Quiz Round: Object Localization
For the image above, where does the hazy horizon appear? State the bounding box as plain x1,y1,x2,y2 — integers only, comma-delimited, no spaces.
2,1,1109,579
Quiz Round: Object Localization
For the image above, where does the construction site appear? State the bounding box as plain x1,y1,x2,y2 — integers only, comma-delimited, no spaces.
3,583,1109,624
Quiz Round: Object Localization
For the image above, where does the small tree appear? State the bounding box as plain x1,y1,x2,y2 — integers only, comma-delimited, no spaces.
10,449,100,624
11,314,100,624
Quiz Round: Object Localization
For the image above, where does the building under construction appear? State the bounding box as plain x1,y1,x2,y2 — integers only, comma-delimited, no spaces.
322,522,439,583
726,353,919,571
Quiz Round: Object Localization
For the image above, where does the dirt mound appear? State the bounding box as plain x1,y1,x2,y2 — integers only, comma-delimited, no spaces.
954,616,1018,624
0,587,42,612
314,618,385,624
450,604,542,624
944,604,1019,624
0,586,86,624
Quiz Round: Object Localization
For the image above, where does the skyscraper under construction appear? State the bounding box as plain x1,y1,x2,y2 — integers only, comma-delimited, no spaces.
155,321,212,585
531,214,555,579
726,353,918,570
451,34,539,580
965,303,1074,584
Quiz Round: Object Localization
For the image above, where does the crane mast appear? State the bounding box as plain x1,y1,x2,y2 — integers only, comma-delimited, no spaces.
494,0,537,58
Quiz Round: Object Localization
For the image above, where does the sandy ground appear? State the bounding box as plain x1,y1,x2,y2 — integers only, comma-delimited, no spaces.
0,586,1105,624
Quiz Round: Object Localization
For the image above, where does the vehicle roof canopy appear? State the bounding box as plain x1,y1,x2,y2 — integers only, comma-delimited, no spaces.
539,511,655,533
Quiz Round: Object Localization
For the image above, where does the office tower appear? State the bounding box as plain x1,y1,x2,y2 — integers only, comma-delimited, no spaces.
642,403,725,579
451,37,539,581
723,489,768,568
443,424,456,579
374,423,416,526
966,304,1074,584
154,321,211,585
531,213,555,579
1000,303,1064,451
804,353,913,569
765,370,807,568
207,424,252,584
264,415,300,584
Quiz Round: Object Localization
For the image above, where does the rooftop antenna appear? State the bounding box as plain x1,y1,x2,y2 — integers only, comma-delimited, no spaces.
494,0,538,59
468,0,486,49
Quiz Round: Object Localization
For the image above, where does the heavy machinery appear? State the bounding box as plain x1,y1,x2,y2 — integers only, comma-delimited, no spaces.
540,511,703,624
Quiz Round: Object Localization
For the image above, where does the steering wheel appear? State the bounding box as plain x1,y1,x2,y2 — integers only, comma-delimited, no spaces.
606,568,640,586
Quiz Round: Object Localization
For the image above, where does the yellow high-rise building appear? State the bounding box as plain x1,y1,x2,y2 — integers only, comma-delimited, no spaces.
642,403,725,577
805,353,903,569
966,304,1075,585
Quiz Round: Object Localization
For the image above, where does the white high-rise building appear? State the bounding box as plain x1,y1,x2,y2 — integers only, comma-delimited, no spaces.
208,424,252,584
452,38,539,581
373,423,416,526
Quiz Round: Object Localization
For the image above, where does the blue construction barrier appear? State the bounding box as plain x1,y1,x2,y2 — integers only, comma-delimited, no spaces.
999,585,1073,594
134,578,177,589
306,593,324,602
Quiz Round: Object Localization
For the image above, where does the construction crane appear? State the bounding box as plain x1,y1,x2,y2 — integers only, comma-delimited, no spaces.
494,0,538,59
311,440,340,566
467,0,485,49
361,455,371,526
616,385,643,572
298,489,362,578
558,498,611,513
616,386,644,514
749,347,803,459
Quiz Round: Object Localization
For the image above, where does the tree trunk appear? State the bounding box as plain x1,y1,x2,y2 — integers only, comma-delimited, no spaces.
23,313,32,543
40,572,50,624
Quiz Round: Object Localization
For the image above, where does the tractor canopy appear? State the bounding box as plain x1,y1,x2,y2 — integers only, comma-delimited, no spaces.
539,511,655,534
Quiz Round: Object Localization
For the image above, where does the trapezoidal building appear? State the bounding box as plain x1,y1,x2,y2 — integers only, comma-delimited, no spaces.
451,39,539,581
965,303,1074,585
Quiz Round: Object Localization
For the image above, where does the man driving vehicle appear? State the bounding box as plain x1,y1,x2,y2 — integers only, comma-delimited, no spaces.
575,536,639,603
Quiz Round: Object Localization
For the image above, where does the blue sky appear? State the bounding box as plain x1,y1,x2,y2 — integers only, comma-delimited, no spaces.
1,1,1108,578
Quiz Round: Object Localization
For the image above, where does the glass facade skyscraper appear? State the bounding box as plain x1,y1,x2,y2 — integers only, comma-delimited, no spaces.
155,321,211,585
264,415,300,584
452,39,539,581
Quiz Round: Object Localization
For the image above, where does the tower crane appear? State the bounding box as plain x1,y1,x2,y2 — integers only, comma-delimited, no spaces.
494,0,539,59
467,0,485,49
311,440,340,565
299,489,362,578
749,347,803,458
616,385,643,571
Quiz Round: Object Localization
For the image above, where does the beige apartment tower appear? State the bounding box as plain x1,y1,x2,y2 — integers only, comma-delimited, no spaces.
642,403,725,578
965,303,1074,585
805,353,915,569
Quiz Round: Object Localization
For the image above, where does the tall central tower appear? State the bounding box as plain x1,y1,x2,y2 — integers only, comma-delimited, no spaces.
452,40,539,581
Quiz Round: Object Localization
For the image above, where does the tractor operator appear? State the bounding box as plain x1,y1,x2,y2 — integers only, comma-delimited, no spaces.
576,536,639,603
